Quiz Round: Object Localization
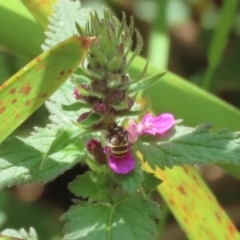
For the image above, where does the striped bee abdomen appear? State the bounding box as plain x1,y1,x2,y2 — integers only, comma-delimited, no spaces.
106,122,129,158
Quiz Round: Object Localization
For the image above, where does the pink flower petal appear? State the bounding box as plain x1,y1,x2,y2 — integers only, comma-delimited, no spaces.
108,149,135,174
140,113,175,135
127,120,140,143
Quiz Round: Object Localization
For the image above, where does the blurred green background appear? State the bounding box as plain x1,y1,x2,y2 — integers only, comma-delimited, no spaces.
1,0,240,239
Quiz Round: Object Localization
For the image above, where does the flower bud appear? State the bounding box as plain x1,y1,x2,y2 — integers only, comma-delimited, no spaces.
72,87,82,99
91,80,107,93
92,101,109,114
77,112,90,123
86,139,107,165
106,90,125,104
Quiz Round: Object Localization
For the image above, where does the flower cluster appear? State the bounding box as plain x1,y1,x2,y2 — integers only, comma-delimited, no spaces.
87,113,175,174
72,10,143,129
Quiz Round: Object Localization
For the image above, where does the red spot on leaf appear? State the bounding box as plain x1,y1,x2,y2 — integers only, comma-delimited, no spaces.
10,88,16,94
215,212,221,223
169,198,174,206
183,217,189,224
227,223,237,238
0,83,6,89
19,83,31,95
181,204,188,212
12,99,17,104
37,64,45,71
177,185,187,195
183,166,189,174
207,194,213,201
192,175,201,188
25,101,31,106
60,70,65,75
36,56,41,62
0,106,5,114
68,69,73,74
15,113,20,119
38,93,48,98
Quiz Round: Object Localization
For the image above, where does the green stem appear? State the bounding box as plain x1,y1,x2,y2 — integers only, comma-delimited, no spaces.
202,0,239,91
148,0,169,69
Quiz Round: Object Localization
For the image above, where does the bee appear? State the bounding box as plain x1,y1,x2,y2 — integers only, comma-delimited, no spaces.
106,122,129,158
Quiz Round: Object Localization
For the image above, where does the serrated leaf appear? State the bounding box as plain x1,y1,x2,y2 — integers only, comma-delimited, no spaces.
113,168,144,194
0,227,38,240
69,172,110,202
42,0,89,51
127,72,166,94
62,198,160,240
46,80,81,127
44,127,89,159
0,126,86,189
142,172,162,194
0,35,94,144
137,124,240,169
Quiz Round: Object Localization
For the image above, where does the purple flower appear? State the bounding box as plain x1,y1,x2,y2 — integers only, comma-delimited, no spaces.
128,113,175,142
104,147,135,174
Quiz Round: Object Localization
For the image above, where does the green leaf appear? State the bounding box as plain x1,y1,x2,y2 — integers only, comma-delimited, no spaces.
46,80,81,127
0,35,93,144
151,165,240,240
62,198,160,240
44,127,89,159
0,228,38,240
61,102,90,111
113,168,144,194
0,1,44,59
142,172,162,194
0,126,86,189
127,72,166,94
69,172,110,203
202,0,239,90
78,112,102,128
138,123,240,169
42,0,89,51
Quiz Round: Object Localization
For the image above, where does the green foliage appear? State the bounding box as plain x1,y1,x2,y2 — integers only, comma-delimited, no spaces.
62,198,160,240
0,126,86,189
69,172,110,203
127,72,166,94
113,167,144,195
1,1,240,240
138,123,240,169
142,172,162,194
0,228,37,240
42,0,89,51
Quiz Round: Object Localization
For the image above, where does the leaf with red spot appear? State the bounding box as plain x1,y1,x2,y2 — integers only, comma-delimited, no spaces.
0,35,94,144
142,162,240,240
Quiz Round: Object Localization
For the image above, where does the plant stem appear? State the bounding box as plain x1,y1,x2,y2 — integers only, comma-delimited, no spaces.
201,0,239,91
148,0,169,69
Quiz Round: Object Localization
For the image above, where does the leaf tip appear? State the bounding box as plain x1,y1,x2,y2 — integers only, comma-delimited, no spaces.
76,36,96,50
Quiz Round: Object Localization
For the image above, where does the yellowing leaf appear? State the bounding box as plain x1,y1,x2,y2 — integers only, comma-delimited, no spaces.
142,160,240,240
0,35,94,144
